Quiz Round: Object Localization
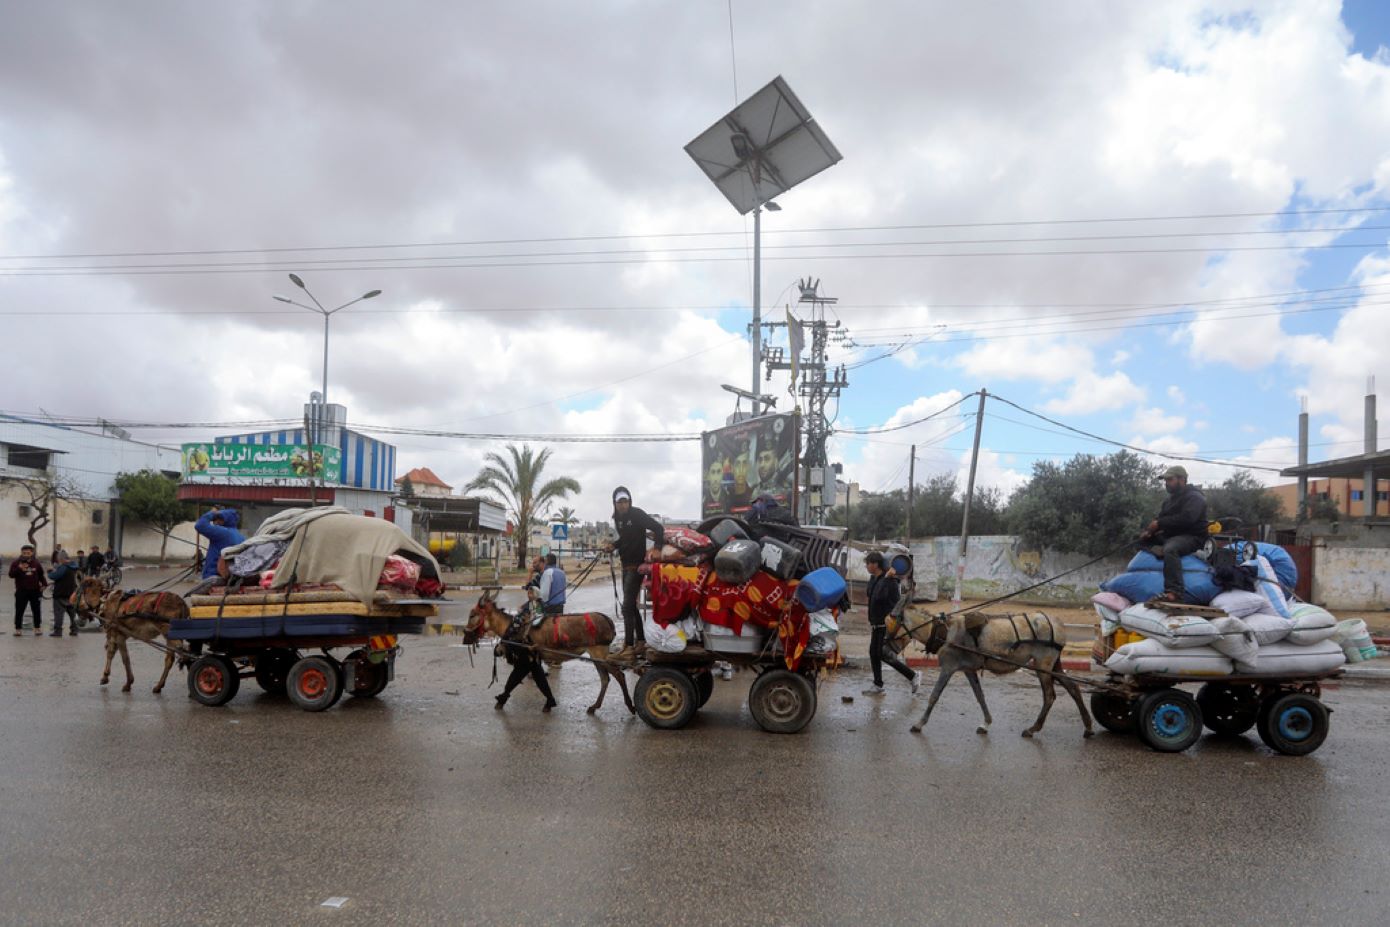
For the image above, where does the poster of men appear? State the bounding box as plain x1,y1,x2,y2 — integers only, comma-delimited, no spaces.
701,413,796,518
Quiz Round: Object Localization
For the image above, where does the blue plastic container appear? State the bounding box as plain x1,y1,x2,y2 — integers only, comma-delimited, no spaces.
889,554,912,576
796,566,847,612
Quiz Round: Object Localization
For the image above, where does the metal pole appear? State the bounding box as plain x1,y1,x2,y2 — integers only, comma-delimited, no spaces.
953,390,988,603
752,205,762,398
1364,376,1377,519
1297,396,1309,521
322,313,330,406
906,444,916,543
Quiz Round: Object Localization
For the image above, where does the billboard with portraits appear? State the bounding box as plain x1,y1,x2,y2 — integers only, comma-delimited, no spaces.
701,413,796,518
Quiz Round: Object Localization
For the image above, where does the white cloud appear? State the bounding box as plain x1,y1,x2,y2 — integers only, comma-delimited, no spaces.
1130,406,1187,435
1167,385,1186,404
1043,371,1146,415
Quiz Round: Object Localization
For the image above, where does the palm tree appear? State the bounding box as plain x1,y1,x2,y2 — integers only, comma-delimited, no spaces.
555,506,579,528
465,444,580,569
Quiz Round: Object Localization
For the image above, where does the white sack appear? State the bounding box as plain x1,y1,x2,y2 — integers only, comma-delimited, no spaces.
1104,639,1233,677
643,615,689,654
1210,589,1268,619
1209,616,1260,672
1241,612,1292,646
1245,638,1345,676
1118,604,1219,649
1285,604,1337,646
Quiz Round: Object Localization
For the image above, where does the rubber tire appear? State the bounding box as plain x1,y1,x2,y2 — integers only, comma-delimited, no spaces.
1256,692,1330,756
1090,691,1138,735
286,655,344,712
187,655,240,707
253,649,297,695
346,649,390,699
1196,682,1261,736
634,668,699,730
1137,688,1203,753
695,671,714,708
748,669,817,735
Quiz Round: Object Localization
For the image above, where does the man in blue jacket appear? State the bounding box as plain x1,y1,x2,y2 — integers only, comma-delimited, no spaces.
194,507,244,579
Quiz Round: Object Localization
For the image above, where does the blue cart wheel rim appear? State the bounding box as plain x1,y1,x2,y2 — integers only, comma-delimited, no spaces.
1277,706,1313,741
1151,702,1191,739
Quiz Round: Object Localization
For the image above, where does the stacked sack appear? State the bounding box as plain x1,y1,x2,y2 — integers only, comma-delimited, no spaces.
1095,593,1343,677
1099,541,1297,607
1093,544,1345,678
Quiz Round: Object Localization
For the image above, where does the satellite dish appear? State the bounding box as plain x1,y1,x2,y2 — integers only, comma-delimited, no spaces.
685,75,842,215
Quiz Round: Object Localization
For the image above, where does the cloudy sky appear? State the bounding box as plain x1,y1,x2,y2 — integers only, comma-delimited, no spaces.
3,0,1389,522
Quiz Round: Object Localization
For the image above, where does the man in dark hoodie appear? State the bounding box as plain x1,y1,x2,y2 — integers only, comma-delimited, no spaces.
194,507,244,580
47,553,82,636
604,486,664,656
1140,465,1209,602
9,545,46,636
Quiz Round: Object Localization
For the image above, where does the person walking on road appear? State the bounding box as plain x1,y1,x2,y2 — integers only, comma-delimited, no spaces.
47,554,81,637
862,551,921,696
1139,465,1208,603
9,544,47,637
604,486,664,657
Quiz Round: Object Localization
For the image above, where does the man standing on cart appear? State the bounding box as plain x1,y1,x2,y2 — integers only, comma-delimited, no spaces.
1140,465,1208,603
605,486,663,658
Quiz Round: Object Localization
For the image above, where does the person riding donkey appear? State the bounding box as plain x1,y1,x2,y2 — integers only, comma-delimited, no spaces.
1140,465,1208,603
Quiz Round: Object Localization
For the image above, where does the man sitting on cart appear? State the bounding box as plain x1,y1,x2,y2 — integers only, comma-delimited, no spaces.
1140,465,1208,603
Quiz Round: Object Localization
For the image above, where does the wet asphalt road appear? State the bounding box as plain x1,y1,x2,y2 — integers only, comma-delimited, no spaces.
2,584,1390,926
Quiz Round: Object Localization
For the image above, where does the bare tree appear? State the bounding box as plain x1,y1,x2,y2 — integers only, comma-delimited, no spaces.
2,471,85,547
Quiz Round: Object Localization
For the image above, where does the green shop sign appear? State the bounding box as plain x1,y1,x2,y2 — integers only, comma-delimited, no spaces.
182,442,342,483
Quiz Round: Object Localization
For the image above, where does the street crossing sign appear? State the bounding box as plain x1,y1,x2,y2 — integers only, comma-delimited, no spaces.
551,523,569,540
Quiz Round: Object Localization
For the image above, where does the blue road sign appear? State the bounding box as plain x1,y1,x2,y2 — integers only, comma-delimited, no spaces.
551,523,569,541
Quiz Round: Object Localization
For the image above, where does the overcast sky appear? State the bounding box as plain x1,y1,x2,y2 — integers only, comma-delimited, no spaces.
2,1,1389,523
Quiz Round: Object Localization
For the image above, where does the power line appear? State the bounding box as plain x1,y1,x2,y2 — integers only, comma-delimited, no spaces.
834,392,977,435
5,204,1385,261
985,393,1285,472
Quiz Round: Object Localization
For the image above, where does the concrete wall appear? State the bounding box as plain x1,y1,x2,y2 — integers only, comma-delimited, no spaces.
1311,545,1390,610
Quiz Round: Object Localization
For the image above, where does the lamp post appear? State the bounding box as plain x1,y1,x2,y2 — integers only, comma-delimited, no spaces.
273,274,381,407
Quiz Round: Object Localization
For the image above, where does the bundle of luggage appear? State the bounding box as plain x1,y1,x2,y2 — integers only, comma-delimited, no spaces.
1092,539,1347,678
190,508,443,631
644,518,847,665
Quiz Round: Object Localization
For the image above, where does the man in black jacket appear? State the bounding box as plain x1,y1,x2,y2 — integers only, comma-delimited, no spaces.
1141,465,1209,602
863,552,921,696
605,486,664,655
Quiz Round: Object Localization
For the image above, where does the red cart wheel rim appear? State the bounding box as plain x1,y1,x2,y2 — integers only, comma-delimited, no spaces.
298,667,328,698
195,665,224,696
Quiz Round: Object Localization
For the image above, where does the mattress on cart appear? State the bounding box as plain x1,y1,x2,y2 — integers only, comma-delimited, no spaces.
171,611,427,641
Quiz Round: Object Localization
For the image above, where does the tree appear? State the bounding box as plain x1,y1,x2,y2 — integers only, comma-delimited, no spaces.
1203,470,1284,530
2,471,83,548
1307,493,1341,522
465,444,580,568
555,505,579,528
114,470,195,561
1006,451,1163,556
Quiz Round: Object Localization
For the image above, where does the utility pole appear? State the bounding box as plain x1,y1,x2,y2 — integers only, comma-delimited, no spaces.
763,277,848,524
906,444,916,543
953,389,988,604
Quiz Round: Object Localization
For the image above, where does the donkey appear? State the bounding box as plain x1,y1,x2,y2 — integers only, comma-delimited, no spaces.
891,610,1093,738
75,578,189,694
464,588,634,715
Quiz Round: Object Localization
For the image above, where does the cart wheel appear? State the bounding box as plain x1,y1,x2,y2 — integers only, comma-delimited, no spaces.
287,655,343,712
1256,692,1330,756
187,655,239,707
1196,682,1261,736
253,649,297,695
694,671,714,708
346,649,390,699
1137,688,1203,753
1090,691,1138,734
748,669,816,735
634,668,698,730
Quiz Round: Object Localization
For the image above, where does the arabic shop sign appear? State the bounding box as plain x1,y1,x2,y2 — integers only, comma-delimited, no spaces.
181,442,342,483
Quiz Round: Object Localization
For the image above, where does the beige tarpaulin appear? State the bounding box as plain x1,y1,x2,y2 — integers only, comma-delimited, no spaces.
268,512,440,606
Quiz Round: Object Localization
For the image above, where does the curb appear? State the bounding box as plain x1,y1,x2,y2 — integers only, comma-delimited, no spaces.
902,654,1093,672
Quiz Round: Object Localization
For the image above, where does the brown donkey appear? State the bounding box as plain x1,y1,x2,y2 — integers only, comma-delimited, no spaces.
75,578,189,694
464,589,634,715
894,610,1094,738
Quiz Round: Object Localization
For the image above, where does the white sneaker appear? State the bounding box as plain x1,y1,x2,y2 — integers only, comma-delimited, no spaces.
910,670,923,695
861,684,886,696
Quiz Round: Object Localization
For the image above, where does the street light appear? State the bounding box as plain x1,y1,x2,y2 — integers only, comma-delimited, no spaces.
272,275,381,406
